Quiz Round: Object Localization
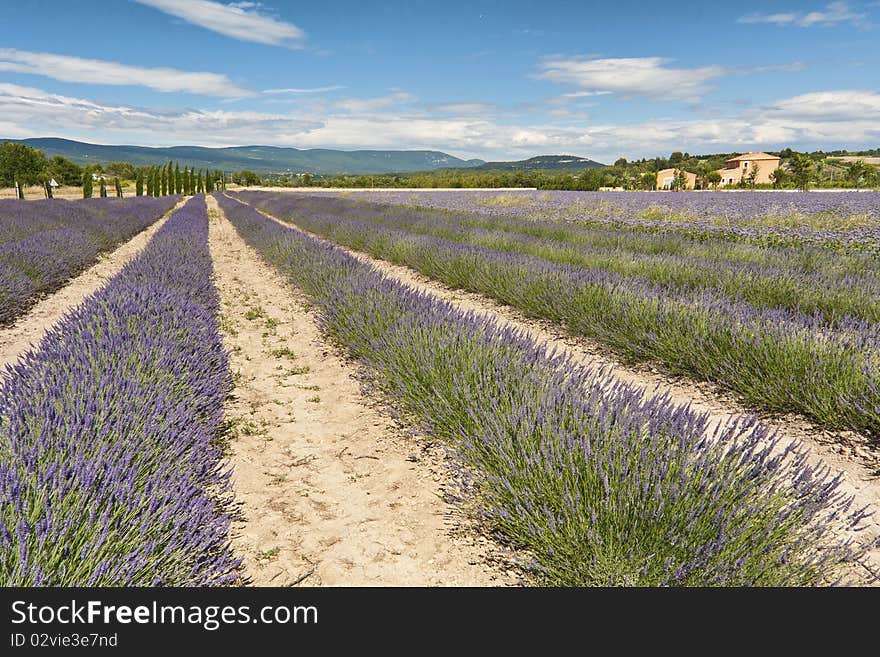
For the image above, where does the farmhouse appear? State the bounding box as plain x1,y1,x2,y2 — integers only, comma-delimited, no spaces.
656,168,697,190
714,152,780,187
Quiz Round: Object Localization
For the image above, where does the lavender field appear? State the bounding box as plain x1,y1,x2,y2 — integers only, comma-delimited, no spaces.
1,196,238,585
238,190,880,438
0,190,877,587
0,196,178,324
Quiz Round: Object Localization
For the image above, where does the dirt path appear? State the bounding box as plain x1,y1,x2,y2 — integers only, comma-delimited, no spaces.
237,197,880,583
206,196,513,586
0,199,185,370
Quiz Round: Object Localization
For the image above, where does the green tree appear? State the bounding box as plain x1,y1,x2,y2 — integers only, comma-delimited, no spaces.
705,171,721,190
769,167,787,189
0,141,47,187
114,177,123,198
789,154,814,191
174,162,181,194
745,163,760,188
815,159,825,186
669,151,684,164
99,177,108,198
197,171,204,193
639,171,655,190
232,170,261,186
845,160,870,190
82,172,93,198
135,171,144,196
205,170,214,193
104,161,136,180
160,167,167,196
45,155,83,186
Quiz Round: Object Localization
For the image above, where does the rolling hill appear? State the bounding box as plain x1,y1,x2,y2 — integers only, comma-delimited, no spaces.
6,138,486,175
5,138,607,175
472,155,606,171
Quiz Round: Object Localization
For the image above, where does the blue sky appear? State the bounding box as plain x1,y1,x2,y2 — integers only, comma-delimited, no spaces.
1,0,878,161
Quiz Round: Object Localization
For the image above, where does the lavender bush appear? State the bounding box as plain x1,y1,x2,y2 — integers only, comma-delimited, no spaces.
0,196,178,324
238,193,880,324
329,189,880,253
0,195,239,586
217,193,871,586
234,192,880,439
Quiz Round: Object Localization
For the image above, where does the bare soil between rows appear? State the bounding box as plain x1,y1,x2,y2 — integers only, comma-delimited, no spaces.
207,196,516,586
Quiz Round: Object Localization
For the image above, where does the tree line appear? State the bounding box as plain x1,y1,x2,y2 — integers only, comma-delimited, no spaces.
4,140,878,197
0,141,228,199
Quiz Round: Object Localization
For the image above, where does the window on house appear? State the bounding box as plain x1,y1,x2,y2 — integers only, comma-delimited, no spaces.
743,162,749,169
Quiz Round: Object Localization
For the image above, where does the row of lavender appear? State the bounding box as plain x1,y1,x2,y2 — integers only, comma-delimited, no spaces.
236,193,879,324
235,192,880,439
338,190,880,253
0,196,239,585
217,193,869,585
0,196,179,324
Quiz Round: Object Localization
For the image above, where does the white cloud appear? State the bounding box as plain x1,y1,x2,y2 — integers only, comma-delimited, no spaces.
133,0,304,46
262,85,345,95
0,48,250,97
333,92,417,113
768,89,880,119
739,2,867,27
0,83,317,145
561,91,613,98
428,103,497,114
535,57,725,101
739,62,809,74
2,83,878,163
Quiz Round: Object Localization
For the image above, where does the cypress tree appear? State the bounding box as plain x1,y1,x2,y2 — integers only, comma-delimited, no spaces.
136,171,144,196
174,162,181,194
114,177,123,198
188,167,195,194
205,170,214,193
160,168,167,196
99,177,107,198
153,169,160,197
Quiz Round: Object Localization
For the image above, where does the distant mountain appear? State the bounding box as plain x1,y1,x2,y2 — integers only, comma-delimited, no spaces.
472,155,606,171
6,138,487,175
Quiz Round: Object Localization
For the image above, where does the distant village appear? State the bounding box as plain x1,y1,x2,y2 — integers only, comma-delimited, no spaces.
652,151,879,191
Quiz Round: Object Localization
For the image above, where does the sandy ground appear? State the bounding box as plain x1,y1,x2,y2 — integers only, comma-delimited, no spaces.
0,198,184,370
240,198,880,583
206,196,514,586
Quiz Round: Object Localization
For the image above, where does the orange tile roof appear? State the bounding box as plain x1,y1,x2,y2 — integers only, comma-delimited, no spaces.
726,152,781,161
